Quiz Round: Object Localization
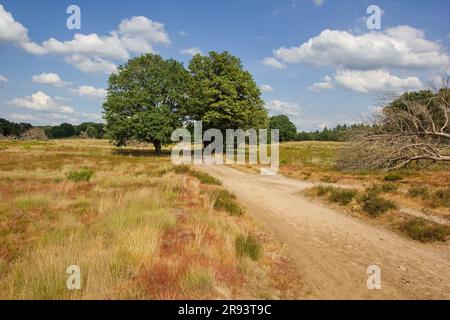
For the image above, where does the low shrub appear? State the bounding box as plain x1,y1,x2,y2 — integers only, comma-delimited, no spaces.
384,172,403,182
174,165,191,174
400,218,450,243
408,186,430,199
213,190,243,216
66,169,94,182
361,193,397,217
190,170,222,185
431,189,450,208
235,234,262,261
328,188,358,206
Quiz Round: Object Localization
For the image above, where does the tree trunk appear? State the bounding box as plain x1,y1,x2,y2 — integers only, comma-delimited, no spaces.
153,140,162,154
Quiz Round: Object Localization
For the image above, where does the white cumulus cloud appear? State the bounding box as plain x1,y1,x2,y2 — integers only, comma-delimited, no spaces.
71,86,107,99
265,100,301,116
8,91,74,114
180,47,202,56
308,70,424,93
260,84,274,92
0,6,171,74
263,57,286,69
32,73,71,87
0,74,8,87
270,26,449,70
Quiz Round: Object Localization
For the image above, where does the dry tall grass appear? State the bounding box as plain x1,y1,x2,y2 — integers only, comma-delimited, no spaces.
0,139,303,299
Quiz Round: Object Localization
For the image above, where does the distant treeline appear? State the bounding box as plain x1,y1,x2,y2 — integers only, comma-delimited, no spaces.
1,117,370,142
0,118,106,139
296,124,372,142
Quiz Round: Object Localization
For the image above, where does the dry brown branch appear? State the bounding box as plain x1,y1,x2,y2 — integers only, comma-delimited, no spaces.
339,79,450,171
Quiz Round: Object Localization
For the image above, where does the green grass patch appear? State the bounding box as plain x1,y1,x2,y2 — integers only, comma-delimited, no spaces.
235,234,262,261
213,190,243,216
384,172,403,182
190,170,222,185
66,168,94,182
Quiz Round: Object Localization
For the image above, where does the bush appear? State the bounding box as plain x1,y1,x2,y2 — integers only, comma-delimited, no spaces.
384,172,403,182
401,218,450,243
408,186,430,199
367,183,399,195
313,185,333,197
361,193,397,217
328,188,358,206
66,169,94,182
381,183,399,193
213,190,243,216
174,165,191,174
235,234,262,261
431,189,450,207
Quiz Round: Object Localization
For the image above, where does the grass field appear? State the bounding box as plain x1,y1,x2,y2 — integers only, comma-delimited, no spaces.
0,139,303,299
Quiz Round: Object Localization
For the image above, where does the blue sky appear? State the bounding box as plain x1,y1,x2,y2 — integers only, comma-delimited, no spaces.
0,0,449,130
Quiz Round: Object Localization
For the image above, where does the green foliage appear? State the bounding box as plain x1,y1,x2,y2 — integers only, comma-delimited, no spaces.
269,115,297,142
66,169,95,182
45,123,76,139
384,172,403,181
103,54,190,152
328,188,358,205
401,218,450,243
314,186,357,205
235,234,262,261
174,165,191,174
0,118,32,137
76,122,106,139
296,124,373,142
190,171,222,185
360,193,397,217
187,51,268,132
213,189,243,216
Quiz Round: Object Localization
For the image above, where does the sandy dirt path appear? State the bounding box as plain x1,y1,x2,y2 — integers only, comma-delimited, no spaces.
200,164,450,299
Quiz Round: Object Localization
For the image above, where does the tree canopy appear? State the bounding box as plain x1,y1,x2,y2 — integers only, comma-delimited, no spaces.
269,115,297,142
186,51,268,132
103,54,191,152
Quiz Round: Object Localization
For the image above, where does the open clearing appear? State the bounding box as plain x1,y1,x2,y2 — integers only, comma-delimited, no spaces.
200,164,450,299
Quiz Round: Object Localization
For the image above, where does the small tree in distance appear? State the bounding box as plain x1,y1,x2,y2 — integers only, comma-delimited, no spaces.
269,115,297,142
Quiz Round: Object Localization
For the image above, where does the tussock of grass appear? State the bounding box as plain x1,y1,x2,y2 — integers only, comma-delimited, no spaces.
175,165,222,185
384,172,403,182
328,188,358,205
213,189,244,216
313,185,357,205
400,218,450,243
182,266,215,291
15,195,49,211
313,185,397,217
66,168,94,182
235,234,262,261
360,193,397,217
408,186,430,199
190,170,222,185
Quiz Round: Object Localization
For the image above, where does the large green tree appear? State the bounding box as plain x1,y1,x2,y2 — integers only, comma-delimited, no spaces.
187,51,268,132
103,54,191,152
269,115,297,142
